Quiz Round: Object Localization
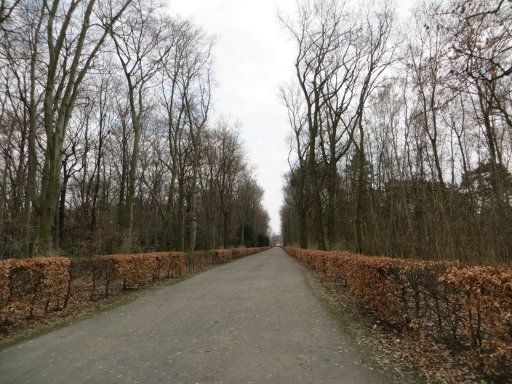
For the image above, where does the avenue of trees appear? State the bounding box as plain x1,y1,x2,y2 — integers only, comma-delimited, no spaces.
0,0,269,258
280,0,512,262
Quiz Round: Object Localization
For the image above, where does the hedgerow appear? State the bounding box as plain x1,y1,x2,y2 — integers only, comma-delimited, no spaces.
0,257,70,324
0,247,267,333
284,247,512,380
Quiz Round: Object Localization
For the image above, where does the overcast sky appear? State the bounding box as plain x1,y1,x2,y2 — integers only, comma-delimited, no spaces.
167,0,413,234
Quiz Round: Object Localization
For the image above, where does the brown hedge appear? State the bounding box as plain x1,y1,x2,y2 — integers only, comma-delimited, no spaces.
284,247,512,379
1,247,267,332
0,257,70,323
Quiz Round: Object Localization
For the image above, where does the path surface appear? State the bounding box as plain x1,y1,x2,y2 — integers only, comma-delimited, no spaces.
0,247,391,384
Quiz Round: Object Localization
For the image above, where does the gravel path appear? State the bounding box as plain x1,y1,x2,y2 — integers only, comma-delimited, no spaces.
0,247,392,383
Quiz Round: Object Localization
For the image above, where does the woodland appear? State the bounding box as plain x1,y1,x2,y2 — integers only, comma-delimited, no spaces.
0,0,270,258
0,1,511,380
280,0,512,263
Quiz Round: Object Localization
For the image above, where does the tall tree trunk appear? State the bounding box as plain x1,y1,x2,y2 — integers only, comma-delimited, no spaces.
57,174,69,246
188,163,198,254
25,24,41,257
90,134,103,232
177,174,185,251
37,128,63,255
126,94,142,246
166,161,177,247
308,131,326,250
223,209,229,249
326,164,337,250
118,121,128,226
240,222,245,247
297,184,308,249
355,131,366,254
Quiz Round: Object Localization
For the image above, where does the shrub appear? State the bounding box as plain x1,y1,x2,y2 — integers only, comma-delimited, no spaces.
109,253,157,288
186,251,213,272
284,247,512,379
155,252,186,279
440,266,512,376
0,247,267,333
214,249,233,263
0,257,70,324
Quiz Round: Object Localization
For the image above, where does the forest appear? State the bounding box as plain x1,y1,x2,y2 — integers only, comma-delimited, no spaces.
0,0,270,258
279,0,512,263
0,1,511,382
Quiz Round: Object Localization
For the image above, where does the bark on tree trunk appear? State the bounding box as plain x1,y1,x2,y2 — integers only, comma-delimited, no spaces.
355,137,365,254
223,209,229,249
326,165,337,250
188,163,198,254
37,130,63,255
58,175,69,246
297,184,308,249
177,175,185,251
308,130,326,250
126,107,141,247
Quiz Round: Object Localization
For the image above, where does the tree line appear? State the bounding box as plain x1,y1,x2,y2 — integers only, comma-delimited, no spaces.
0,0,270,258
280,0,511,263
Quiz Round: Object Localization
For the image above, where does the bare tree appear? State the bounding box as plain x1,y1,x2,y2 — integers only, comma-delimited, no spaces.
0,0,20,28
280,0,348,250
0,0,269,258
281,0,511,262
35,0,133,254
110,0,170,247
